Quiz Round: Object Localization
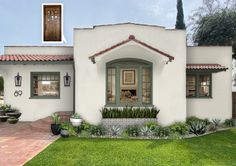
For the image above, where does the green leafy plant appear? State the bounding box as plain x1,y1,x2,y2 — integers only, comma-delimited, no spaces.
89,125,105,136
81,121,92,131
143,121,159,131
71,113,81,119
224,119,236,127
51,113,61,124
169,122,188,136
153,126,171,137
0,104,11,112
140,126,153,137
188,121,207,136
61,122,77,136
101,107,159,118
125,125,140,137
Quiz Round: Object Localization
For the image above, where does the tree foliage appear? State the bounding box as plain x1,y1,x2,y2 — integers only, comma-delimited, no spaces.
189,0,236,57
175,0,186,29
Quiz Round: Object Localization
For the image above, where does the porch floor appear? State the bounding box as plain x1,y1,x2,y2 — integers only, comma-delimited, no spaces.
0,122,58,166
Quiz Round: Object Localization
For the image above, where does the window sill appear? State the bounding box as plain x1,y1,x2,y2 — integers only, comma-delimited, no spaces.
186,96,213,99
29,96,60,99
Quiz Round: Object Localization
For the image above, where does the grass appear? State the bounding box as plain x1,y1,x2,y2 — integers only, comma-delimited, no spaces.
25,129,236,166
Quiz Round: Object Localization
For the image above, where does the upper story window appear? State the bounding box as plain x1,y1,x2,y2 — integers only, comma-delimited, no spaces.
186,73,211,98
42,4,62,42
31,72,60,99
106,59,152,106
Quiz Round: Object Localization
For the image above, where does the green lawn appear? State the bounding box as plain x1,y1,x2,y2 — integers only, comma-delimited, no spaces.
25,129,236,166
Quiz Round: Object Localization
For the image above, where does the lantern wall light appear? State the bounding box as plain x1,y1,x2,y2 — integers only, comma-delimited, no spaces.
15,72,22,87
64,72,71,87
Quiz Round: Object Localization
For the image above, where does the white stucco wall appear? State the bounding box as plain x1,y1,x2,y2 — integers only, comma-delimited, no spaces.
0,64,74,121
74,23,187,126
187,46,232,120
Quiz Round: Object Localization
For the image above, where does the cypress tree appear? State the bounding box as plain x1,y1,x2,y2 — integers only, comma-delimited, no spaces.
175,0,186,29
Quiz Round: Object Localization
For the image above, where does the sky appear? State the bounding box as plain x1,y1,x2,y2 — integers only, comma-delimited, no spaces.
0,0,202,54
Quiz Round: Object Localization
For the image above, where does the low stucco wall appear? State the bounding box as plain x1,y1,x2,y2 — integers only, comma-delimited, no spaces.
0,64,74,121
187,46,232,120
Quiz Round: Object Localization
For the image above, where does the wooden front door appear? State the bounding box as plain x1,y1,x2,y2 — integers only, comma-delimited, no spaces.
232,92,236,118
43,5,61,42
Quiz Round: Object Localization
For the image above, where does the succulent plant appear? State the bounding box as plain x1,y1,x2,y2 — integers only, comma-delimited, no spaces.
140,126,153,137
110,126,121,136
188,121,207,136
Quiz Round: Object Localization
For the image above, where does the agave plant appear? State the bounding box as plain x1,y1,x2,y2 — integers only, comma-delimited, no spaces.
140,126,153,137
110,126,121,136
212,119,221,128
188,121,207,136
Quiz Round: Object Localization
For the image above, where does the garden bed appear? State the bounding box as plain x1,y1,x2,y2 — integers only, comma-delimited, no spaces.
101,118,158,129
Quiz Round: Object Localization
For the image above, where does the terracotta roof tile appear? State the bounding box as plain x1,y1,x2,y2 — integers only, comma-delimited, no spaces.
186,64,228,70
0,55,73,62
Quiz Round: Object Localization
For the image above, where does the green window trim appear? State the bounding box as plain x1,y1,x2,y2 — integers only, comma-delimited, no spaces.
30,72,60,99
106,58,153,107
186,72,212,98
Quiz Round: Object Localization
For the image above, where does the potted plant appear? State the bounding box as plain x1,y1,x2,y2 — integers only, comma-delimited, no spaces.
0,104,11,116
60,122,70,138
51,113,61,135
6,108,22,119
0,115,9,122
70,113,82,127
7,117,18,124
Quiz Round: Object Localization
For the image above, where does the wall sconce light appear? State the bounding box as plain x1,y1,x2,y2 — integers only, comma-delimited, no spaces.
64,72,71,87
15,72,22,87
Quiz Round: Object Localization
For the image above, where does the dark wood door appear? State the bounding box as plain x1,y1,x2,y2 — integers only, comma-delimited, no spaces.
232,92,236,118
43,5,61,42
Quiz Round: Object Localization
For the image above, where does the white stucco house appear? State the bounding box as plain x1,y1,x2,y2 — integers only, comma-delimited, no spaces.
0,23,232,125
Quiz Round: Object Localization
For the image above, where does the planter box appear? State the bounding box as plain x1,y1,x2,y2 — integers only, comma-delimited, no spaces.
101,118,158,129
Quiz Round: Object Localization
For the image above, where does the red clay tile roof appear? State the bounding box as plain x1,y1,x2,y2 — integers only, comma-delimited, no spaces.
187,64,228,70
89,35,174,62
0,55,73,62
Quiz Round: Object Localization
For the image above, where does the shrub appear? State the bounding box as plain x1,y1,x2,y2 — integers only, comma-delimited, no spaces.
101,107,160,118
186,116,210,126
188,121,207,136
110,126,121,136
143,121,159,131
153,126,171,137
140,126,153,137
169,122,188,136
89,125,106,136
125,125,140,137
81,121,92,131
224,119,236,127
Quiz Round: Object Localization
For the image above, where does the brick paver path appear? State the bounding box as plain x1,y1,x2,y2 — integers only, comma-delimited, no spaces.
0,122,58,166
